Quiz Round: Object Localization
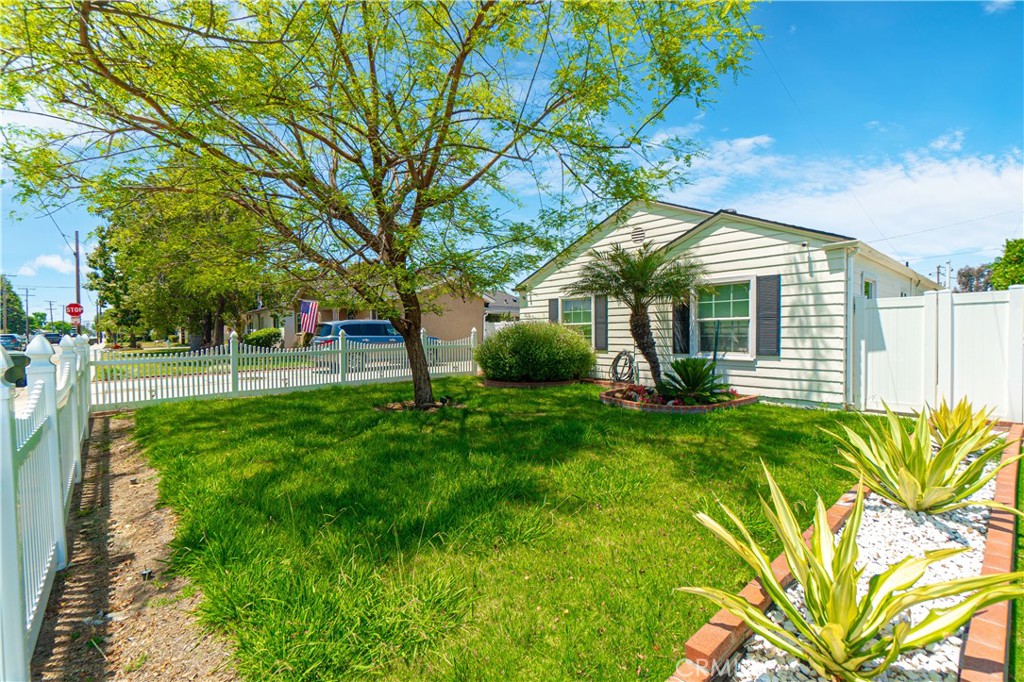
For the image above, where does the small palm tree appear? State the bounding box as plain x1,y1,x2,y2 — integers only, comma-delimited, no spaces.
566,241,705,383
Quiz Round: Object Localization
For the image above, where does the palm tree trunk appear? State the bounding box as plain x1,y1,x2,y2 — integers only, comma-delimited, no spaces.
629,306,662,383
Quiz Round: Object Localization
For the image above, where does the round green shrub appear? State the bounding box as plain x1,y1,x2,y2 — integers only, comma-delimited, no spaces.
243,327,282,348
475,322,596,382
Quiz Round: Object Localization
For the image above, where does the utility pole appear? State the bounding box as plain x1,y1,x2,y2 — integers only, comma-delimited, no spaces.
946,260,952,289
24,288,30,336
1,277,6,333
47,300,55,329
74,230,82,334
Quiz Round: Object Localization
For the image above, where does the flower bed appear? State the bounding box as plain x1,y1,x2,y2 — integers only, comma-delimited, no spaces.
600,386,757,414
669,423,1023,682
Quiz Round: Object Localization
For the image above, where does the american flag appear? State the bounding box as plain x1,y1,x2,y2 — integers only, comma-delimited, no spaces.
299,300,319,334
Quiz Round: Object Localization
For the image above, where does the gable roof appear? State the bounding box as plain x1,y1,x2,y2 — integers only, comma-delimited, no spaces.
661,209,853,255
515,200,712,291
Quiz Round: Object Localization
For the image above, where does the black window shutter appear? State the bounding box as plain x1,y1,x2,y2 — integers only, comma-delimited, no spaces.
672,302,690,355
548,298,559,323
756,275,781,356
594,295,608,350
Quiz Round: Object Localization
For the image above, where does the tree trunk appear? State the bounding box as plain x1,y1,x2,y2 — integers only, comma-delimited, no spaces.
392,291,434,407
213,297,225,347
629,306,662,384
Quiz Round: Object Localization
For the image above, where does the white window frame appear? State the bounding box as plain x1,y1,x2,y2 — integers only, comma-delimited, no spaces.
689,275,756,362
863,277,877,300
560,296,594,346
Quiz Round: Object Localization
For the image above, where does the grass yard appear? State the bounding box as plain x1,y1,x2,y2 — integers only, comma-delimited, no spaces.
134,377,873,681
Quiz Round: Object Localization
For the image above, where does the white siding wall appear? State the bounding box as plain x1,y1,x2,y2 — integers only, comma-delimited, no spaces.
853,256,934,300
519,204,709,382
665,220,850,406
520,208,853,407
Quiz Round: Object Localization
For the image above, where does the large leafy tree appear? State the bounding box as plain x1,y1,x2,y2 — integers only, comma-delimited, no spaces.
955,264,993,292
87,186,290,347
0,276,27,334
566,242,705,383
991,239,1024,290
2,1,757,406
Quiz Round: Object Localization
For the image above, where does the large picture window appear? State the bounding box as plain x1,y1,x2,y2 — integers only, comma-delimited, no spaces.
697,282,750,353
561,298,593,343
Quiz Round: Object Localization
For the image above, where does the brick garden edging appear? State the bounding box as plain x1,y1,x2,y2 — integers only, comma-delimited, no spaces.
667,486,866,682
667,423,1023,682
600,388,758,414
959,422,1021,682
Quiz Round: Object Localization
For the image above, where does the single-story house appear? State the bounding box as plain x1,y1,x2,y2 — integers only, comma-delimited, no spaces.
244,290,519,347
515,200,941,408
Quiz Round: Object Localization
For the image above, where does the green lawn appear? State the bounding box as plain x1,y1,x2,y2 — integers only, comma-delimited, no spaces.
134,377,873,681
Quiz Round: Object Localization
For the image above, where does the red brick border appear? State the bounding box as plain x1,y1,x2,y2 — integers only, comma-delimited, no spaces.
600,388,758,414
959,423,1022,682
667,486,865,682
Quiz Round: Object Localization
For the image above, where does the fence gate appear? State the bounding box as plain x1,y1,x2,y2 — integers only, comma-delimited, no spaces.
854,286,1024,421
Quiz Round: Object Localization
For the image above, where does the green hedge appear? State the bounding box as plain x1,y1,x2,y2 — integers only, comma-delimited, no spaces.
475,322,595,382
243,327,282,348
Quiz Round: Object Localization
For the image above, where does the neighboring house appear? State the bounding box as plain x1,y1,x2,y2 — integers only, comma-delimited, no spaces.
516,200,941,408
244,289,519,346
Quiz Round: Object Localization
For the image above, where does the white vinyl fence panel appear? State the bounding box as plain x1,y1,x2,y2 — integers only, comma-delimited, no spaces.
92,329,478,410
2,334,90,682
854,286,1024,420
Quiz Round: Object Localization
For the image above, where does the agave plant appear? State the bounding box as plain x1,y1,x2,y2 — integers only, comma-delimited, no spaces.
656,357,730,405
828,406,1021,516
926,397,1002,451
679,465,1024,682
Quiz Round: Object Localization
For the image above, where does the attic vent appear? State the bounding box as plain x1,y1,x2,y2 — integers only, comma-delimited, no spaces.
630,226,646,244
722,208,737,214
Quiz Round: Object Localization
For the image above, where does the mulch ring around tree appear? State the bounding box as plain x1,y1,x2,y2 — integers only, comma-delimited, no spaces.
374,397,466,412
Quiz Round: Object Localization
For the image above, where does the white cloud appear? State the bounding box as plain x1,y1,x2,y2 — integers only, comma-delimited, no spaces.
865,120,901,134
649,123,703,147
665,134,1023,273
17,253,76,277
983,0,1014,14
930,129,965,152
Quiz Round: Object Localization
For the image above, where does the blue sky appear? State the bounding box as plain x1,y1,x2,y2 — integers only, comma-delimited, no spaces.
1,0,1022,325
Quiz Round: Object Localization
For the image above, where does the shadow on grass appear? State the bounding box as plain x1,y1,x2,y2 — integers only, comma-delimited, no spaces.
131,378,867,681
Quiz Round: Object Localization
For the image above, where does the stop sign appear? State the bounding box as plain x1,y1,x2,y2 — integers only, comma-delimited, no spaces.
65,302,84,317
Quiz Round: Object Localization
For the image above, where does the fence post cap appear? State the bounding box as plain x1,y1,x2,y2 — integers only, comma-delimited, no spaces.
74,334,89,347
0,344,12,373
59,335,75,351
26,333,55,358
230,330,239,340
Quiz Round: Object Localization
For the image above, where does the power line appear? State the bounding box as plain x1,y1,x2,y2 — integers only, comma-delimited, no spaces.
869,210,1023,243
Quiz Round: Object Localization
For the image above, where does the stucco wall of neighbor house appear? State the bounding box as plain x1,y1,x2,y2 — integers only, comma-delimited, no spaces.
421,293,485,340
518,203,710,382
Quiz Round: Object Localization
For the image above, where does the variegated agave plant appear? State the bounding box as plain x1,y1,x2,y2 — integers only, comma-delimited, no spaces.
679,465,1023,682
926,397,1003,451
828,405,1020,516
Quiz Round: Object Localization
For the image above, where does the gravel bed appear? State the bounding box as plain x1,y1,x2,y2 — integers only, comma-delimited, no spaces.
729,458,999,682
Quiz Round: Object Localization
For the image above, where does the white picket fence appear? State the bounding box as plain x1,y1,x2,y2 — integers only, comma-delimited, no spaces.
1,334,91,682
853,286,1024,420
91,329,478,410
